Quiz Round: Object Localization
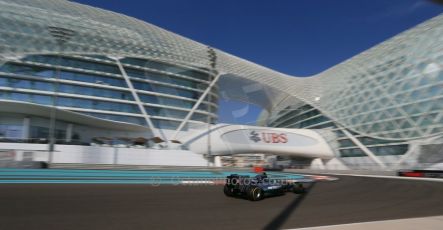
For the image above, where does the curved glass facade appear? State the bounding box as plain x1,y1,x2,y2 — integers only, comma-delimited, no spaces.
268,104,410,159
0,54,218,129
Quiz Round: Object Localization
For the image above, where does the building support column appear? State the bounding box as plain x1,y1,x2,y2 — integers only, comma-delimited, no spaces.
214,156,222,167
341,127,387,169
22,117,30,140
65,123,73,143
171,73,222,140
310,158,325,169
110,56,167,143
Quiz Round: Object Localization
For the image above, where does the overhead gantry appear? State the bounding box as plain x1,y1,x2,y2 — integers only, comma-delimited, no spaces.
180,124,334,159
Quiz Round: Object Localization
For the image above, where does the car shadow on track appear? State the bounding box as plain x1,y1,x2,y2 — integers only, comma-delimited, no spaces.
263,182,316,230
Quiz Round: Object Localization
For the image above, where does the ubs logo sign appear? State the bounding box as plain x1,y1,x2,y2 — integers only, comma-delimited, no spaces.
249,131,288,144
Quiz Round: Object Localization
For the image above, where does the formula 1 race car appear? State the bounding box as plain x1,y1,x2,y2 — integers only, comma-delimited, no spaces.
223,173,308,201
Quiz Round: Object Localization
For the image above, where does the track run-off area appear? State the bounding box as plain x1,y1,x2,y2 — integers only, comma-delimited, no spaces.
1,169,443,229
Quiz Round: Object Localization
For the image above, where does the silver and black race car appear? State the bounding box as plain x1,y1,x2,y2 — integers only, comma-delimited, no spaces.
223,173,310,201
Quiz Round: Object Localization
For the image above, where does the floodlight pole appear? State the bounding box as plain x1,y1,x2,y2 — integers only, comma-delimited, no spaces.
207,48,217,163
170,47,220,142
47,26,75,163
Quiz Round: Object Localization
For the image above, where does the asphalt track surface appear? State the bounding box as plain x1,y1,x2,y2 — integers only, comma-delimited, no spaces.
1,176,443,230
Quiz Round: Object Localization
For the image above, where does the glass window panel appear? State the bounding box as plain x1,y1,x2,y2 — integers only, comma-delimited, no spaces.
56,83,133,100
338,139,355,147
191,113,209,122
11,92,31,102
59,70,126,87
31,94,52,105
369,145,408,156
79,112,146,126
0,124,23,139
145,107,187,119
0,77,6,85
22,55,121,74
151,119,183,130
34,81,53,91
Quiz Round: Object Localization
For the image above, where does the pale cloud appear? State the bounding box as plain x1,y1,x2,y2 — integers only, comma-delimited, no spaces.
366,0,434,22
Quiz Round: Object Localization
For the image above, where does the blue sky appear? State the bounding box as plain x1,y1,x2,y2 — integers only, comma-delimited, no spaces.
74,0,443,125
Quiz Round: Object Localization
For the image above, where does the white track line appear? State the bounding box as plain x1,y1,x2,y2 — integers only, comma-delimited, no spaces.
181,181,215,184
287,215,443,230
306,175,339,181
304,172,443,182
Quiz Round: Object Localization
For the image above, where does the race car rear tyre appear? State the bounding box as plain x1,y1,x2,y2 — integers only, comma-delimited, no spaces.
248,186,264,201
223,185,234,197
292,183,306,194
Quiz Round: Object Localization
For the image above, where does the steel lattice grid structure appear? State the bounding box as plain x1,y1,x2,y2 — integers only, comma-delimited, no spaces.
0,0,441,143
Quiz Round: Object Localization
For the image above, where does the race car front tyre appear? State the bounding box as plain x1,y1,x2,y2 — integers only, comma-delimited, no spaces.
248,186,264,201
223,185,234,197
292,183,306,194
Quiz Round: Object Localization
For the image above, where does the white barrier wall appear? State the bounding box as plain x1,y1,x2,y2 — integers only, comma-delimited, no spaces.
0,143,209,166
